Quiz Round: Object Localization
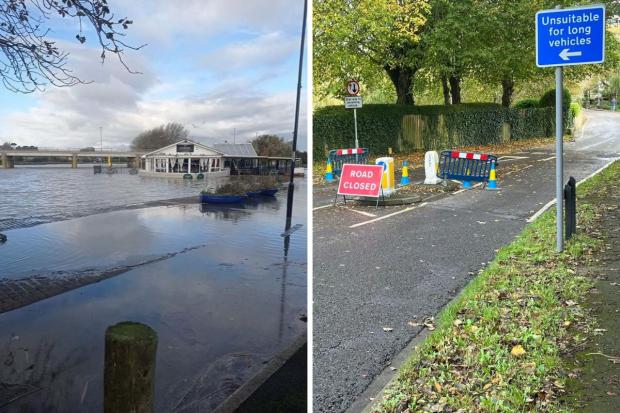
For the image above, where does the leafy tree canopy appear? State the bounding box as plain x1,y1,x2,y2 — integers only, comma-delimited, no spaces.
314,0,431,104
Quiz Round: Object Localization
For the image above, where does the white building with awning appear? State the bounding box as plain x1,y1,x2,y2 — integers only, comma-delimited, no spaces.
140,140,229,178
140,139,294,178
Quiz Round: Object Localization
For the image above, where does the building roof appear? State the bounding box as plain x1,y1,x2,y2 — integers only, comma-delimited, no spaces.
141,140,224,158
213,143,258,158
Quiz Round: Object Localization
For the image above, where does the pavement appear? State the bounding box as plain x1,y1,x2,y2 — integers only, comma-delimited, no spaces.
312,109,620,412
564,171,620,412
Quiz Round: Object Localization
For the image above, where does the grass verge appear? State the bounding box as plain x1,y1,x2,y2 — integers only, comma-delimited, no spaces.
373,161,619,413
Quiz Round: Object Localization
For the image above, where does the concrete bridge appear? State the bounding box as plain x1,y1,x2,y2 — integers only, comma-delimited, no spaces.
0,148,144,169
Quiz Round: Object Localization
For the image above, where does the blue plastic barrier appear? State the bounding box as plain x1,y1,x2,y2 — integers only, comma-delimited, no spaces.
438,151,498,186
327,148,369,176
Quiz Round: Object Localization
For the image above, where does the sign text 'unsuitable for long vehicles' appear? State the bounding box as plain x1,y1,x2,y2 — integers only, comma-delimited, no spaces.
536,4,605,67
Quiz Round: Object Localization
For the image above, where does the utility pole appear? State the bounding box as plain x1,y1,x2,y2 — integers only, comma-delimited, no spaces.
99,126,103,152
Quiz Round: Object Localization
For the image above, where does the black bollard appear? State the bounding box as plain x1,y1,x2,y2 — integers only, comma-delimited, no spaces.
104,322,158,413
564,176,577,240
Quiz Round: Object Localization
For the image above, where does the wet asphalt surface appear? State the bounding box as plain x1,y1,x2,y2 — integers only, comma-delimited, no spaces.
312,110,620,412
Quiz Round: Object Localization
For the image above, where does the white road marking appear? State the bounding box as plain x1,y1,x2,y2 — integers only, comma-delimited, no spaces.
527,198,556,223
503,164,533,177
538,156,556,162
498,155,529,161
526,158,619,223
348,209,378,218
349,203,428,228
575,158,619,187
580,137,614,151
453,182,483,194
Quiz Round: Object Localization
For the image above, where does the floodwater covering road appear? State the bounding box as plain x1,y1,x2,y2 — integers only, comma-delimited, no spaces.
0,168,307,412
312,109,619,412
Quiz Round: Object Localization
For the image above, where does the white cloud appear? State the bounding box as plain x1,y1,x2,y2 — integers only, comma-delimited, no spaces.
112,0,305,45
204,32,298,73
0,1,308,150
0,44,306,149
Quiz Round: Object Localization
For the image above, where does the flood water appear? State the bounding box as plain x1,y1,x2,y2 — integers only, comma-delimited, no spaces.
0,165,219,232
0,166,307,412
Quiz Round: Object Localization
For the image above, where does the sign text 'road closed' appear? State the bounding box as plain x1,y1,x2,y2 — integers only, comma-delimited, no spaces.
337,164,383,197
536,4,605,67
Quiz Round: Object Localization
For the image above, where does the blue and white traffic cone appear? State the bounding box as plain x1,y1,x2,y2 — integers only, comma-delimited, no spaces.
487,162,499,190
325,159,334,182
400,160,410,186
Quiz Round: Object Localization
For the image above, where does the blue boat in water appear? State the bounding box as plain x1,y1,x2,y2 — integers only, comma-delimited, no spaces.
260,188,278,196
200,194,246,204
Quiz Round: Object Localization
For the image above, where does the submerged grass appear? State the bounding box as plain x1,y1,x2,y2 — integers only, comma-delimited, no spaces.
374,161,619,413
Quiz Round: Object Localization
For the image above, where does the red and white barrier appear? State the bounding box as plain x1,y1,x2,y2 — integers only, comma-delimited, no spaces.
450,151,489,161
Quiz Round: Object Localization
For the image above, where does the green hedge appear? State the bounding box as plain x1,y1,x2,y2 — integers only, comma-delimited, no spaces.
540,88,571,113
514,98,540,109
313,103,555,160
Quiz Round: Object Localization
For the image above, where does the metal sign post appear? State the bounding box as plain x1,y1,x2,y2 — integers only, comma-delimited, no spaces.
555,65,564,252
345,80,362,149
535,4,605,252
353,108,359,149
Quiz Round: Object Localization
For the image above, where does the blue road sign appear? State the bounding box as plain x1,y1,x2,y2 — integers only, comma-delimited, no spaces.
536,4,606,67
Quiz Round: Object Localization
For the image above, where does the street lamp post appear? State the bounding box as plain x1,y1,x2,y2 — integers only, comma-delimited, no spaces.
284,0,307,232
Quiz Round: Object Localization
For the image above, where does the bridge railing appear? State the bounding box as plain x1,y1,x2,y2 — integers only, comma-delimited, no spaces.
2,147,142,154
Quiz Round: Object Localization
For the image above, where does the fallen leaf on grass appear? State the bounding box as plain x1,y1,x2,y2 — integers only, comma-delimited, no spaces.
607,391,618,396
453,319,463,327
434,382,442,392
565,300,577,306
522,362,536,373
563,320,571,327
511,345,526,357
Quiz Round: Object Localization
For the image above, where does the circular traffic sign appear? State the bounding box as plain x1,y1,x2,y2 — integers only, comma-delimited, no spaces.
347,80,360,96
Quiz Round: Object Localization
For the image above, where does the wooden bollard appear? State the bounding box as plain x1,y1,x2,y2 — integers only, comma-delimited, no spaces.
104,322,158,413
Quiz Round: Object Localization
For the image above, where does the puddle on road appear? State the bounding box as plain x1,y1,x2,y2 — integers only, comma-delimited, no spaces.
0,186,307,412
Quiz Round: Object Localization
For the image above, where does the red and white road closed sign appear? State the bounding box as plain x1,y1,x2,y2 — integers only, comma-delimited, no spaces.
337,164,383,197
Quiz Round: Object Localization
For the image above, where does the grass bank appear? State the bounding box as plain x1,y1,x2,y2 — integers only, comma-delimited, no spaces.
373,161,619,413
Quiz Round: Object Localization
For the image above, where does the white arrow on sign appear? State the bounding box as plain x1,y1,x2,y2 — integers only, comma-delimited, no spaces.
559,48,582,61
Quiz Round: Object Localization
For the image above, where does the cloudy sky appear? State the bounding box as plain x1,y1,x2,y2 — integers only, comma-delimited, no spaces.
0,0,307,150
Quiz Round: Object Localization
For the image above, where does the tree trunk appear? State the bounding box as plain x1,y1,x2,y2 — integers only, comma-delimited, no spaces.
441,76,451,105
449,75,461,104
385,66,415,105
501,78,514,107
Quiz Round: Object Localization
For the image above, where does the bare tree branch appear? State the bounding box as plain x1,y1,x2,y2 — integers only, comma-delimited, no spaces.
0,0,145,93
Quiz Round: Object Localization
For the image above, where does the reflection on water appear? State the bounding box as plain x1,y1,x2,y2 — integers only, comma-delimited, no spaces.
0,166,225,232
0,177,307,412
